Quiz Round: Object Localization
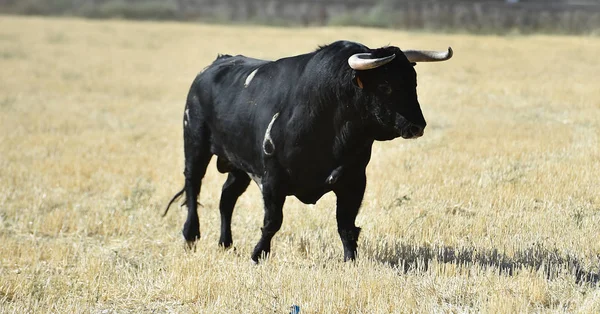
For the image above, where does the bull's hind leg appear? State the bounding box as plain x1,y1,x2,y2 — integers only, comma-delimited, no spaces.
334,170,366,261
218,170,251,248
182,114,212,247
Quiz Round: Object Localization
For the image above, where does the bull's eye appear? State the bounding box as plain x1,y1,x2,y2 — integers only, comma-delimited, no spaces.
378,84,392,95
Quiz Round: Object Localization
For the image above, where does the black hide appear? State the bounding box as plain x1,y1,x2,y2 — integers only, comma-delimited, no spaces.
167,40,429,262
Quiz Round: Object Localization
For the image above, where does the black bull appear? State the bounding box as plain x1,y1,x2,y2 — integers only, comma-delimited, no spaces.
165,40,452,262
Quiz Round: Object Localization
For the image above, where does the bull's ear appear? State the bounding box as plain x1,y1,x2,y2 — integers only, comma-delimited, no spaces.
352,72,364,89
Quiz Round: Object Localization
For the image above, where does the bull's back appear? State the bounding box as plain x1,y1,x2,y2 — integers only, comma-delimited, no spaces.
191,53,346,194
193,55,306,175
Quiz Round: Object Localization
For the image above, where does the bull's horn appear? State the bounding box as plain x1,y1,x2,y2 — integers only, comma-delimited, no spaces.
348,53,396,70
403,47,453,62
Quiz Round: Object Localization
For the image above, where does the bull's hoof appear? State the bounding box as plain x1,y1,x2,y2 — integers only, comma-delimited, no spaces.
183,229,200,252
185,240,197,252
343,249,358,262
182,225,200,242
343,254,357,262
251,249,270,263
218,240,233,249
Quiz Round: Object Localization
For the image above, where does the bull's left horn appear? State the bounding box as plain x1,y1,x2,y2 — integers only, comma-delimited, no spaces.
403,47,453,62
348,53,396,70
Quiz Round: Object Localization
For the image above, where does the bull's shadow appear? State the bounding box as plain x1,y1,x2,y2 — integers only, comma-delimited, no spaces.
362,241,599,285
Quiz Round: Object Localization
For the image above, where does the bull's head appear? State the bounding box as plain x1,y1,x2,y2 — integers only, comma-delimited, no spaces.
348,46,452,141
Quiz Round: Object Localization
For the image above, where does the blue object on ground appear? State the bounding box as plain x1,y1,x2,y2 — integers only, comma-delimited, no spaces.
290,305,300,314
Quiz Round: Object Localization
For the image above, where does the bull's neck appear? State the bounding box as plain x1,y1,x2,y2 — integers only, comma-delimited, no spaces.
328,85,373,161
292,59,374,157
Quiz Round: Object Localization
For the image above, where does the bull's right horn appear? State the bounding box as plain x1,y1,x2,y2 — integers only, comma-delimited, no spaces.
403,47,453,62
348,53,396,70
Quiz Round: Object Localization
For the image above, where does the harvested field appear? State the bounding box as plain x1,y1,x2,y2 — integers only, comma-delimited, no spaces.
0,16,599,312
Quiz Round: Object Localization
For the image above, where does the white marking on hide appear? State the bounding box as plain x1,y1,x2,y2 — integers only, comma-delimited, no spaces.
246,172,263,191
263,112,279,156
184,108,190,127
244,68,259,88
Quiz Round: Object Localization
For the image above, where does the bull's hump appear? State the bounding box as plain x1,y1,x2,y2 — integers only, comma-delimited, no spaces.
218,55,268,66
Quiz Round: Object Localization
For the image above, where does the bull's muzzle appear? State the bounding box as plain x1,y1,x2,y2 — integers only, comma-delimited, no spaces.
401,124,425,139
407,124,425,139
395,114,426,139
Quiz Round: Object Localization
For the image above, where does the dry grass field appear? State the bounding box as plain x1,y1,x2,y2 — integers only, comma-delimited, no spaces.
1,15,599,313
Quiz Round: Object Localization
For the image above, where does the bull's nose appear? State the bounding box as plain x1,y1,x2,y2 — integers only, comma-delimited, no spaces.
409,125,424,138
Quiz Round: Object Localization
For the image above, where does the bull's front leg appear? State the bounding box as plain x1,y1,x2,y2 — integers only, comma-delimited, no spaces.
251,175,287,263
334,170,366,261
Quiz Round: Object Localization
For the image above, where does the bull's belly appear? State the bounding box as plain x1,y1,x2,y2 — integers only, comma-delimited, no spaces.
243,169,332,205
290,185,331,205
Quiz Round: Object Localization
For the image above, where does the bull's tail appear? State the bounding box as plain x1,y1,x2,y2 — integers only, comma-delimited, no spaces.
163,187,185,217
